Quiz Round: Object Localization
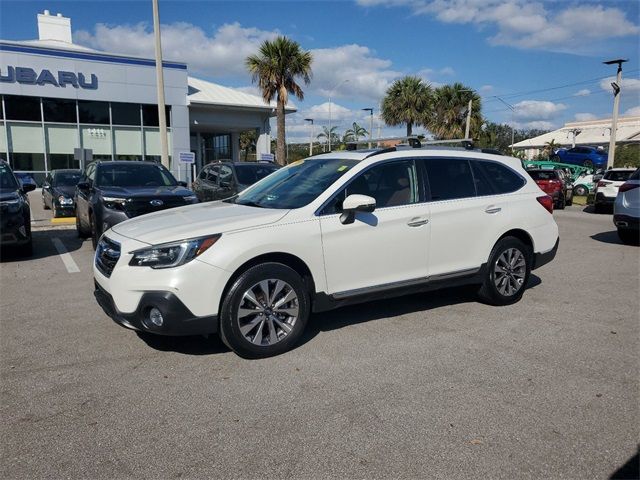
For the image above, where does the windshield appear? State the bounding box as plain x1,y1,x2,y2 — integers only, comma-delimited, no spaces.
603,170,633,182
528,170,558,180
229,158,359,209
54,171,82,187
96,163,177,188
235,164,279,185
0,163,19,190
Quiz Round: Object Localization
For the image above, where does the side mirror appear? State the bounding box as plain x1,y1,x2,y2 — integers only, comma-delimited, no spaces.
177,181,188,187
77,181,90,191
340,194,376,225
21,183,36,194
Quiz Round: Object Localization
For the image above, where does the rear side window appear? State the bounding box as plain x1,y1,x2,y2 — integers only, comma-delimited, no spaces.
471,161,525,195
527,170,558,181
629,169,639,181
424,158,475,201
603,170,633,182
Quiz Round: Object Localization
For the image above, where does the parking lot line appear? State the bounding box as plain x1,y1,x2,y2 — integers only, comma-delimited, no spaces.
51,237,81,273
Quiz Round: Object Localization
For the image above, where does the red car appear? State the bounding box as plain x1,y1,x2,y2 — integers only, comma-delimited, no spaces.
527,169,573,210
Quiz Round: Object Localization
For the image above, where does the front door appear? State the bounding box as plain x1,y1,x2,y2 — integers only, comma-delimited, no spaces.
319,159,430,296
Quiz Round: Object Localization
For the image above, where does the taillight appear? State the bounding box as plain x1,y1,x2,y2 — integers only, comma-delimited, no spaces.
619,182,639,193
597,180,611,188
536,195,554,214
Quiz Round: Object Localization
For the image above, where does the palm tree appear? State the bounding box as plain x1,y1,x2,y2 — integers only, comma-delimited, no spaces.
317,126,339,151
381,76,432,137
239,130,257,161
427,83,482,140
246,36,312,165
343,122,369,142
544,139,559,159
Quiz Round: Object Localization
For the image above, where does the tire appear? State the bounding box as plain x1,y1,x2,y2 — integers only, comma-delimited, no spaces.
90,212,100,250
219,263,310,359
18,216,33,257
42,195,50,210
583,160,594,168
574,185,588,197
76,210,90,239
617,228,639,246
565,192,573,206
556,194,566,210
477,236,532,306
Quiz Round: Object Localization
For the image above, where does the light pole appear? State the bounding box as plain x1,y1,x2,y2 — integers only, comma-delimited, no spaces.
494,96,516,153
362,108,373,148
304,118,314,157
604,58,628,169
151,0,170,170
328,79,349,151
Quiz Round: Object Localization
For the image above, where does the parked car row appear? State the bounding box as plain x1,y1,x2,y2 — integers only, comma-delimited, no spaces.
612,168,639,245
0,160,36,255
527,168,573,209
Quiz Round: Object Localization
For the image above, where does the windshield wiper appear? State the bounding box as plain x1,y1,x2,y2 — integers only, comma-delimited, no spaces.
235,200,265,208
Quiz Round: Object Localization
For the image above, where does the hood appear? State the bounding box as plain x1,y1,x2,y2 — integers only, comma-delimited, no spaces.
52,185,77,198
99,185,194,198
0,188,20,201
111,201,289,245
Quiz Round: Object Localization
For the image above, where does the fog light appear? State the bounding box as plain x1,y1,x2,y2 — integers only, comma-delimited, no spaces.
18,226,26,236
149,307,164,327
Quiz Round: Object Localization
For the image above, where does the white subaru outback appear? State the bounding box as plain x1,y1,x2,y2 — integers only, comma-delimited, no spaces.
94,147,559,358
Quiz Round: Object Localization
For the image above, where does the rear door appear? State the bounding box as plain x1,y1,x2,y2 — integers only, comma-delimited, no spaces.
216,164,235,199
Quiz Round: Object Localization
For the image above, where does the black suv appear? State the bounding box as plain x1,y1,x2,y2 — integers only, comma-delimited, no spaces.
0,160,36,255
75,161,198,249
42,169,82,217
191,161,279,202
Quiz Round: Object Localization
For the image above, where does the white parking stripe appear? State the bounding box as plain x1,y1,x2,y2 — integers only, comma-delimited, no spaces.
52,237,80,273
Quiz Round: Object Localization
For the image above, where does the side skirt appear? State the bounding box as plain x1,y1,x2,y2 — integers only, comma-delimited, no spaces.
312,266,486,313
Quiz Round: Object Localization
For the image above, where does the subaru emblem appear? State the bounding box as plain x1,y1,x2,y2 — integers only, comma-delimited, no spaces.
150,199,163,206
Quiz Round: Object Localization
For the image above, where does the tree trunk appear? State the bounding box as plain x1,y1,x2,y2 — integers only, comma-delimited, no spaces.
406,122,412,137
276,95,286,166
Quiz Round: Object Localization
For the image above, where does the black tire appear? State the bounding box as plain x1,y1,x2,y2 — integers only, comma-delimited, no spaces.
477,236,532,306
76,211,90,239
90,212,100,250
219,263,310,359
583,160,594,168
594,203,604,214
565,192,573,206
42,195,50,210
574,185,588,197
617,228,639,246
556,194,566,210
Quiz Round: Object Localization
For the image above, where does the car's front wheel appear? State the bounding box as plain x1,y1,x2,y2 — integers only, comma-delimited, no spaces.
556,194,566,210
574,185,588,197
478,236,532,306
76,211,90,239
219,263,310,358
90,212,100,250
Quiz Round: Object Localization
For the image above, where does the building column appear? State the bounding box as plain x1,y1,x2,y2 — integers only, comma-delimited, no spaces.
231,132,240,162
256,117,271,158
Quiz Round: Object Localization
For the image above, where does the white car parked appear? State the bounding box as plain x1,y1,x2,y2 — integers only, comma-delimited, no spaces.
594,168,636,212
93,147,559,358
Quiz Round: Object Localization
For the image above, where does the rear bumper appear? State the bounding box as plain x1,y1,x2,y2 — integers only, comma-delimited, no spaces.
595,192,615,205
94,281,218,336
533,238,559,270
613,214,639,231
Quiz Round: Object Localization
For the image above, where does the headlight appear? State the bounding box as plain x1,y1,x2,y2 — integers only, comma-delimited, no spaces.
58,195,74,206
183,195,198,202
129,234,220,269
0,197,23,213
103,196,128,210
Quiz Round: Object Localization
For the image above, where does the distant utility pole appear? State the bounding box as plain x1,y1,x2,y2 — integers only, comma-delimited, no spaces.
362,108,373,148
152,0,170,170
494,96,516,153
304,118,314,157
603,58,628,169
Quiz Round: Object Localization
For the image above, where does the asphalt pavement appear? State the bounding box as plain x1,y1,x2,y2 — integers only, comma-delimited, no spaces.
1,192,638,479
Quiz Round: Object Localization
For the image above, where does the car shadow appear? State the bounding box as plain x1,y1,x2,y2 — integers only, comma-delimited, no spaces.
590,230,625,246
136,274,541,357
0,228,85,263
583,205,612,215
610,447,639,479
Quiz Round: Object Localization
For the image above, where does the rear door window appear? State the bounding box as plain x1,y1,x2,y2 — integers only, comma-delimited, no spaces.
424,158,475,201
603,170,633,182
472,161,526,195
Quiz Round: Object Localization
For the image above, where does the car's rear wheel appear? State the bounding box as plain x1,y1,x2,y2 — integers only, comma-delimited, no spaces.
76,211,90,239
90,212,100,250
556,194,566,210
478,236,532,306
574,185,588,196
219,263,310,358
617,228,639,246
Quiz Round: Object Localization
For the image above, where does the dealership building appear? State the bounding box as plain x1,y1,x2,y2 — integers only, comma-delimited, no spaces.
0,10,287,184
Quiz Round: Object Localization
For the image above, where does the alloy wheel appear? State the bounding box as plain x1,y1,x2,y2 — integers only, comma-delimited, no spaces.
493,248,526,296
237,279,299,346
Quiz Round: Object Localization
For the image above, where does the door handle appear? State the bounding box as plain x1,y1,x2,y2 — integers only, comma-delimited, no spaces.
407,218,429,227
485,206,502,214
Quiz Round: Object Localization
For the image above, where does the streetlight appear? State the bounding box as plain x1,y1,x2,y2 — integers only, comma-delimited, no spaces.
362,108,373,148
304,118,314,157
328,79,349,151
493,96,516,153
151,0,170,170
603,58,628,169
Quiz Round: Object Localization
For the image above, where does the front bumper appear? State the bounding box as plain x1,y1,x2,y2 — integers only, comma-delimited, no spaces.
94,281,218,336
533,238,559,270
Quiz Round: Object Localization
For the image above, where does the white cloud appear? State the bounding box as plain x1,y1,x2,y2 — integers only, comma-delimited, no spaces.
574,89,591,97
356,1,639,52
480,85,494,93
624,106,640,116
574,113,597,121
75,22,278,78
515,120,555,130
599,77,640,93
512,100,566,121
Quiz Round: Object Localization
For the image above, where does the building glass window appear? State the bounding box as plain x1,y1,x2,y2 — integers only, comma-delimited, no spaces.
142,104,171,127
81,126,112,156
203,134,231,162
111,102,141,126
4,95,41,121
114,127,142,160
144,127,172,158
43,98,77,123
49,154,79,170
0,122,6,157
78,100,110,124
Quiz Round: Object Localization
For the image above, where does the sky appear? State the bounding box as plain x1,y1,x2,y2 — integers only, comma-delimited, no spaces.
1,0,639,143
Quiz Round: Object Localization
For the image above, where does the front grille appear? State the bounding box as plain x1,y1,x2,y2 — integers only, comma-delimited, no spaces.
124,197,187,218
95,236,121,278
